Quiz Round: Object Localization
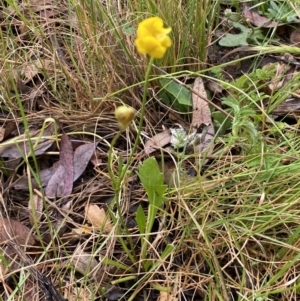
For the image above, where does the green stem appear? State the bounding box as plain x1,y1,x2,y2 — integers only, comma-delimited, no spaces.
107,127,138,263
107,56,155,265
107,131,121,190
108,56,154,190
119,56,154,182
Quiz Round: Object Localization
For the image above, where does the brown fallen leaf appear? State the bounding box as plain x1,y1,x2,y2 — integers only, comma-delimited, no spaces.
85,204,113,233
14,141,97,191
90,148,102,167
192,77,212,127
13,161,59,190
0,121,17,142
70,244,100,275
144,129,172,155
263,62,292,93
0,121,55,159
45,132,74,198
0,127,5,143
73,142,98,181
0,218,35,247
206,80,223,95
274,98,300,112
191,77,215,154
242,3,283,28
290,28,300,45
161,161,193,188
28,191,44,226
14,60,55,84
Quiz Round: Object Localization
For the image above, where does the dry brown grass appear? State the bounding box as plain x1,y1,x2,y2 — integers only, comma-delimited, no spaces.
1,0,300,301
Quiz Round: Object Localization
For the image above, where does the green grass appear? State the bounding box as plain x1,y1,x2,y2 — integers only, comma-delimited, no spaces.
1,0,300,300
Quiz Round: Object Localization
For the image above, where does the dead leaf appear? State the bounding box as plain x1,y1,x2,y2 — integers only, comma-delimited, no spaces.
264,62,292,93
44,131,74,236
192,77,212,127
274,98,300,112
242,4,283,28
14,141,97,192
0,121,17,142
45,132,74,198
70,244,100,280
85,204,113,233
90,148,102,166
14,60,54,83
191,77,215,154
13,162,59,190
44,166,67,199
0,122,55,159
0,244,39,301
3,158,22,176
161,161,194,188
290,28,300,45
0,218,35,246
28,192,44,226
73,142,98,181
104,287,125,301
144,129,172,155
206,80,223,94
0,128,6,143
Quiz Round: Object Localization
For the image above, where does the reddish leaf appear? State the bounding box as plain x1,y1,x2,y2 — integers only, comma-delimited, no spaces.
191,78,215,154
13,162,59,190
45,133,74,198
144,129,172,155
0,121,17,142
70,244,102,282
0,123,55,159
14,142,97,191
90,148,102,166
73,142,98,181
85,204,113,233
290,28,300,45
192,77,212,127
242,4,282,28
28,191,44,226
0,218,35,246
0,127,5,143
59,133,74,195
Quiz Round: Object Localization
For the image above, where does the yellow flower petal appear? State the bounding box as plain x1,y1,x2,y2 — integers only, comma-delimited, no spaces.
135,17,172,59
136,36,169,59
115,106,136,130
160,35,172,48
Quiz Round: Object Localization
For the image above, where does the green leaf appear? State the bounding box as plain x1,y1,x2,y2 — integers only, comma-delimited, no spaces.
212,111,232,135
222,99,240,113
121,22,135,35
219,22,250,47
138,157,167,198
247,29,265,45
138,157,168,270
160,244,174,260
136,205,146,234
159,78,192,107
265,1,299,23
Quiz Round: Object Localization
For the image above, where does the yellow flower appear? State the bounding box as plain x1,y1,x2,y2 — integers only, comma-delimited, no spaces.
135,17,172,59
115,106,136,130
